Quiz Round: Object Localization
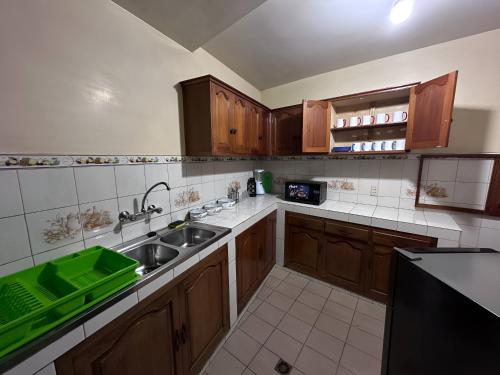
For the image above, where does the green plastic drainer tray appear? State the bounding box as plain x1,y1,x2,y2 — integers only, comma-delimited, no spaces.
0,246,139,358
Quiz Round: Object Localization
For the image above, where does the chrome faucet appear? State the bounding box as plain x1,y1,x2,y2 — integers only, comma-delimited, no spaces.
119,181,171,223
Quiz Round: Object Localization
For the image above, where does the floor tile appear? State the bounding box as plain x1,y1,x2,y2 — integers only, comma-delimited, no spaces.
266,291,295,312
270,267,289,280
238,311,251,327
294,346,338,375
297,290,326,311
329,289,358,310
224,329,261,365
240,314,274,344
275,281,303,299
315,313,350,341
340,345,381,375
249,346,280,375
346,327,383,360
247,298,263,313
288,301,321,326
242,368,255,375
257,286,273,300
290,369,305,375
277,314,312,343
265,275,282,289
284,273,309,288
356,299,386,321
206,348,245,375
351,312,384,338
305,328,344,362
254,301,286,326
323,300,355,324
304,281,332,299
264,329,303,365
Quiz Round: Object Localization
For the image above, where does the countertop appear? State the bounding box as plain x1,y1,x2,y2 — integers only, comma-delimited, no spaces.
397,249,500,318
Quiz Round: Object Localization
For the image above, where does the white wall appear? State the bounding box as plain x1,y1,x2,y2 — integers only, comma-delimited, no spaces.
0,0,261,155
261,29,500,154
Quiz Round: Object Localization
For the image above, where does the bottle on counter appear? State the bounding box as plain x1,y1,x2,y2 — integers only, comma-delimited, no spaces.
247,177,257,197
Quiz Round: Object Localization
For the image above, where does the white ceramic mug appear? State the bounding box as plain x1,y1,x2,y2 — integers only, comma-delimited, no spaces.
376,113,390,124
349,116,361,127
336,118,347,128
361,141,373,151
362,115,375,126
381,140,393,151
351,142,361,152
371,141,383,151
393,111,408,123
394,139,406,150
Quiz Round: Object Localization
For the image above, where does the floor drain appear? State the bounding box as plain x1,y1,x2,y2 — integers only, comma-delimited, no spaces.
274,358,292,374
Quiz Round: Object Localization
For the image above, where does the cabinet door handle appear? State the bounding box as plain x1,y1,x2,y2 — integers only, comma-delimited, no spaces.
174,330,181,351
233,128,237,134
181,324,187,344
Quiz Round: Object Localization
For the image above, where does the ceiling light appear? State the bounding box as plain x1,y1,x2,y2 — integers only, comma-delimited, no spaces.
390,0,413,24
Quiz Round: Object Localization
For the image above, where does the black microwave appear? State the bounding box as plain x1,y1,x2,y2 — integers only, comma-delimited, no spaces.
284,180,327,205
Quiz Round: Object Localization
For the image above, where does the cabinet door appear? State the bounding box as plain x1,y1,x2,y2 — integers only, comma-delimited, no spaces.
271,106,303,155
406,71,458,149
321,233,367,293
367,231,436,303
248,104,266,154
178,246,229,375
285,226,322,274
236,228,260,313
259,211,276,279
231,97,249,154
55,288,181,375
210,83,234,155
302,100,332,153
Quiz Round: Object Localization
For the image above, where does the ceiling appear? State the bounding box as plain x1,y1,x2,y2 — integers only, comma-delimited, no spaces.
113,0,500,90
112,0,266,51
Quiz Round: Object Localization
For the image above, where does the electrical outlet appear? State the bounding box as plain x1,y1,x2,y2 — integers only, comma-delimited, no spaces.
370,185,378,196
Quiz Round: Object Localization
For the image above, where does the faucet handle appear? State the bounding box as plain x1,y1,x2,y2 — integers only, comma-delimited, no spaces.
118,211,131,223
147,205,163,214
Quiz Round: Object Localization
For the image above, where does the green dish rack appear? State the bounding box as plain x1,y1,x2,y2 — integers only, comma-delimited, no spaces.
0,246,139,358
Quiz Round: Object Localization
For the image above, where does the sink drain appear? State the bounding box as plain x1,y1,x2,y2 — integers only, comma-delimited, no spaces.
274,358,292,374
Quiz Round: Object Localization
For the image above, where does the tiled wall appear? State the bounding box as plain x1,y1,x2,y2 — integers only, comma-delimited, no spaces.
257,156,500,249
0,160,254,276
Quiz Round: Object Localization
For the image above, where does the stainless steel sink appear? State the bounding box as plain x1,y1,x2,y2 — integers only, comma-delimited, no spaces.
122,243,179,274
160,227,216,248
115,222,230,277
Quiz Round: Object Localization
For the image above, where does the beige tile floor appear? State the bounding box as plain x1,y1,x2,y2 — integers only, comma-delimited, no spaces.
203,266,386,375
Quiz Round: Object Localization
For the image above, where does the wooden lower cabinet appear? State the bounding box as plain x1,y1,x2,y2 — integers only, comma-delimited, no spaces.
236,211,277,313
56,246,229,375
285,212,437,303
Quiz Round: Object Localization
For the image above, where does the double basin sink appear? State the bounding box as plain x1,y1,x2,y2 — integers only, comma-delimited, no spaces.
115,223,230,276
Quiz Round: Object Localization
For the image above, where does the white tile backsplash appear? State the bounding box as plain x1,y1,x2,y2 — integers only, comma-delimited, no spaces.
0,215,31,264
74,166,117,203
19,168,78,213
114,165,146,197
0,160,254,277
0,170,23,218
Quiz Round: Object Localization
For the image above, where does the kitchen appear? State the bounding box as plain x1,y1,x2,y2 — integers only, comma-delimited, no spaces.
1,0,500,374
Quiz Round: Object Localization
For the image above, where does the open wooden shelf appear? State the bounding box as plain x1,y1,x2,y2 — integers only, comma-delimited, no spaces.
331,122,407,133
329,150,407,156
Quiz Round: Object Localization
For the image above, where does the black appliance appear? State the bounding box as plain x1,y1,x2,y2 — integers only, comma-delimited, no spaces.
284,180,327,205
382,247,500,375
247,177,256,197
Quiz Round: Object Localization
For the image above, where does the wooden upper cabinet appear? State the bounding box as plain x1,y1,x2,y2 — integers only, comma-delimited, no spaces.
271,105,303,155
406,71,458,149
211,83,234,155
248,104,268,155
302,100,332,153
231,97,249,154
181,75,269,156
